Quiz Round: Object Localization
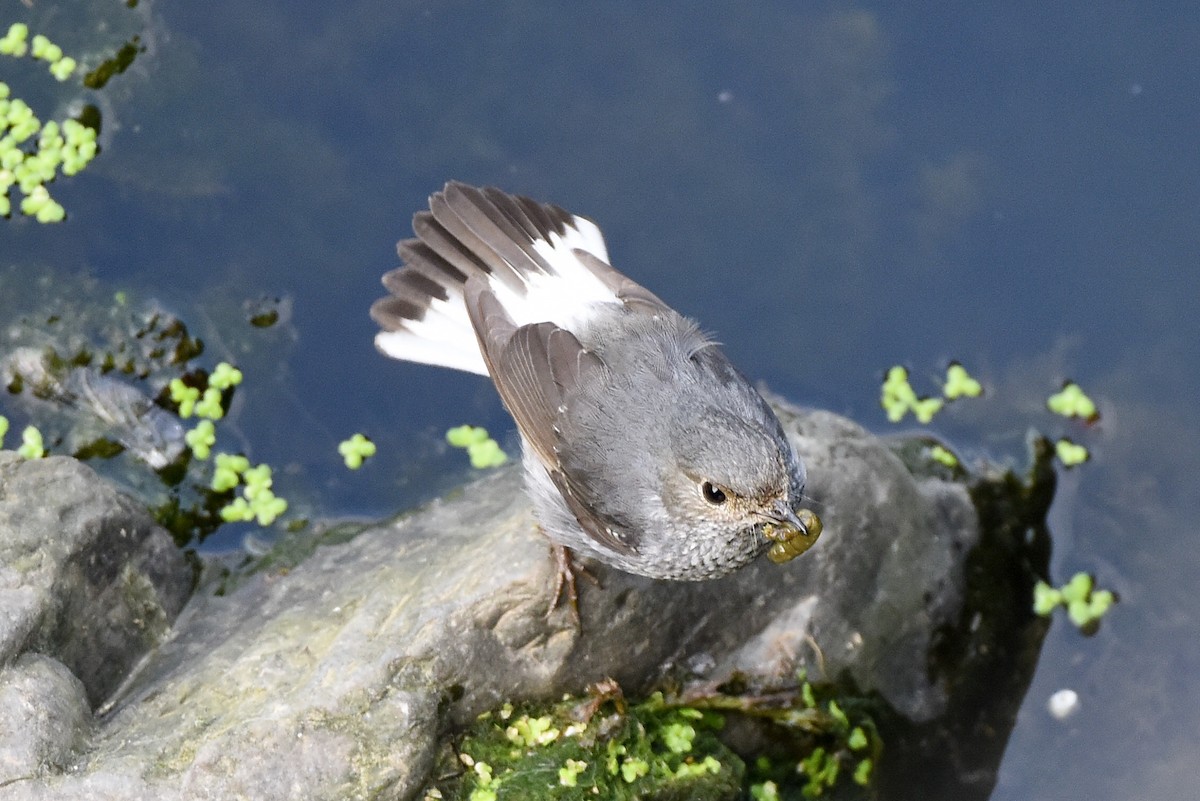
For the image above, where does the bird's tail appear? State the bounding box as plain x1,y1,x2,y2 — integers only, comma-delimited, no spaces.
370,181,614,376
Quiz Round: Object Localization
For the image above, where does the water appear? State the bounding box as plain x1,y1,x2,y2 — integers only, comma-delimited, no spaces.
3,2,1198,798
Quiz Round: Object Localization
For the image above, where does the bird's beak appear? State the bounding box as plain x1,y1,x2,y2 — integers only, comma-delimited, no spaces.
765,499,809,537
760,500,823,565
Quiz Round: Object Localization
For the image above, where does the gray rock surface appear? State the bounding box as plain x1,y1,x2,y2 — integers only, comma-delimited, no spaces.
0,404,982,800
0,452,194,791
0,654,90,785
0,454,194,705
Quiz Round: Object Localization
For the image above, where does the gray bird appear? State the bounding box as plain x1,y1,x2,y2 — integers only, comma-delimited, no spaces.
370,182,821,603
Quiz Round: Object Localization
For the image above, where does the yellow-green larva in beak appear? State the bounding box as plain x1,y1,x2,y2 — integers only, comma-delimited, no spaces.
765,508,823,564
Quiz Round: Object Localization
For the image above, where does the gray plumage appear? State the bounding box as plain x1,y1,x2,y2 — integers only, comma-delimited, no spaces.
371,182,813,580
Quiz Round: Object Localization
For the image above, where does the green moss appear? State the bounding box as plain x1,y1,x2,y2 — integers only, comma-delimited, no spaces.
434,696,742,800
119,563,172,643
928,444,959,468
428,681,882,801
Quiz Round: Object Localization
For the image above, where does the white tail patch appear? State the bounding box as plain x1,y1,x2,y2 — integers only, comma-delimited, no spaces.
503,214,619,330
376,328,489,375
375,199,622,377
375,287,490,375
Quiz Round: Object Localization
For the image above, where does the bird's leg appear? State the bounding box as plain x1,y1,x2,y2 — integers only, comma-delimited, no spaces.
548,541,597,626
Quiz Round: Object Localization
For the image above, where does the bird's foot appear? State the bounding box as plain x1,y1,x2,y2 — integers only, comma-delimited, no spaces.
570,677,626,723
548,542,598,627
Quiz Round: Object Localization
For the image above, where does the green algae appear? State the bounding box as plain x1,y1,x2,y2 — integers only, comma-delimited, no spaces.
426,680,883,801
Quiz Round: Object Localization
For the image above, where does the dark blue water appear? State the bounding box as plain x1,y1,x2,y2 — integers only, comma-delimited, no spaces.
4,2,1198,798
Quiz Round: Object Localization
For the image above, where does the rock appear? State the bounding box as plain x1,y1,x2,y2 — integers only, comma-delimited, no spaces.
0,654,90,785
0,452,195,787
0,403,1046,800
0,454,194,706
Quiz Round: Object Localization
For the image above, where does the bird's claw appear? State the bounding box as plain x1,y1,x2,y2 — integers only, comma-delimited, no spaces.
548,542,598,627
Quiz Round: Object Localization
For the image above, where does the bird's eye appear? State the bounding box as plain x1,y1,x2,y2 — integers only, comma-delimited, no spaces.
701,481,727,505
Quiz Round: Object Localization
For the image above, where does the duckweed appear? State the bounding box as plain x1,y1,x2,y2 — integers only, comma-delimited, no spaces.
337,433,376,469
446,424,508,469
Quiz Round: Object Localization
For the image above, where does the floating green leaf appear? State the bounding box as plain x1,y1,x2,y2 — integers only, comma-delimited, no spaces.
216,462,287,526
943,362,983,399
1,29,100,222
49,56,76,82
242,464,273,495
446,424,490,447
0,24,29,57
169,378,200,418
211,453,249,492
912,396,944,424
1032,580,1062,615
184,420,215,460
193,386,225,420
467,438,507,469
880,366,917,422
1047,381,1098,420
252,494,287,526
881,364,950,423
208,361,243,390
337,433,376,469
1061,572,1092,604
1033,572,1116,630
17,425,45,459
219,496,253,523
1055,438,1090,467
1088,589,1115,618
447,424,508,468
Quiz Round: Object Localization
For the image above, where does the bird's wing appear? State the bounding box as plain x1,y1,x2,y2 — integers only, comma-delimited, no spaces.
466,280,638,556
